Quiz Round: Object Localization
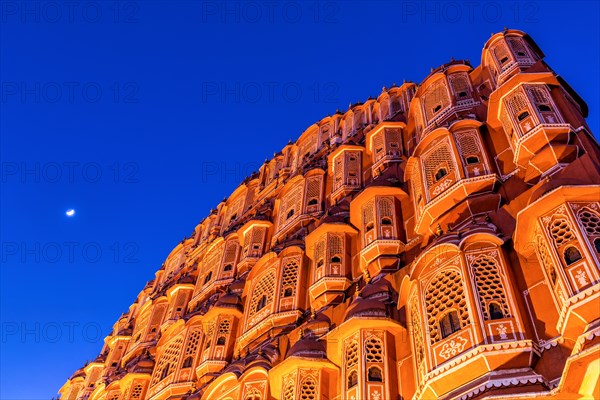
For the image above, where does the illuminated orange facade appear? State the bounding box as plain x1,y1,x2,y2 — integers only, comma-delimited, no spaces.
60,30,600,400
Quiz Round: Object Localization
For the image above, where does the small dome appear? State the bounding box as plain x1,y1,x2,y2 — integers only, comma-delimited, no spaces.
344,297,388,321
287,337,326,359
303,314,331,336
360,278,393,301
215,293,242,309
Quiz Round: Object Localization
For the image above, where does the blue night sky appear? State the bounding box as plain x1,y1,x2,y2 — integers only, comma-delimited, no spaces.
1,1,599,398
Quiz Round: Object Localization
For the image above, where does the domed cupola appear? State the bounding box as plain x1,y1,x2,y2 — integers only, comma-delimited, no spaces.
359,276,394,303
344,295,388,322
287,332,327,359
215,292,243,311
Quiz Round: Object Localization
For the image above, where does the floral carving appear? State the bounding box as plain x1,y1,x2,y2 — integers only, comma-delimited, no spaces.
496,324,508,340
438,336,468,360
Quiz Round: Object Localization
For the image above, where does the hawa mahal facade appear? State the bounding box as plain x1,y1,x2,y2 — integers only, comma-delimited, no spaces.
60,30,600,400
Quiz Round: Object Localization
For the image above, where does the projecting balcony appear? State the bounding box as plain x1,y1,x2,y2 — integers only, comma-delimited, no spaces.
422,99,480,137
372,150,403,176
497,58,535,84
309,275,352,311
359,236,405,274
330,179,361,203
146,379,192,400
274,209,323,243
236,309,303,349
511,123,577,182
416,325,536,400
196,359,228,384
414,173,499,236
556,280,600,340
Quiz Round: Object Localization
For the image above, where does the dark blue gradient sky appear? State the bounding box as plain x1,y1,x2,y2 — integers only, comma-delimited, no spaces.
1,1,599,398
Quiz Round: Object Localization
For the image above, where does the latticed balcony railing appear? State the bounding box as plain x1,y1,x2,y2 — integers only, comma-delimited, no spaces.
422,99,480,136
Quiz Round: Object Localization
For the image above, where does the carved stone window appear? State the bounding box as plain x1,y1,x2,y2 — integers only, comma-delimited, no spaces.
439,310,461,338
347,370,358,389
564,246,582,265
247,270,276,326
365,336,384,362
152,336,183,385
423,80,451,123
367,366,383,382
470,254,511,320
280,257,299,299
300,377,318,400
425,270,469,344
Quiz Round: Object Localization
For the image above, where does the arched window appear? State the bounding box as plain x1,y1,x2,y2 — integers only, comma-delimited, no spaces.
466,156,479,164
152,336,183,386
367,366,383,382
448,73,472,100
564,246,582,265
578,208,600,236
423,140,456,190
299,377,318,400
280,257,299,299
204,339,211,350
381,217,392,225
517,111,530,121
578,207,600,254
366,222,374,232
425,270,469,344
204,271,212,284
247,270,276,326
471,254,511,321
439,310,461,338
331,256,341,263
287,209,295,219
364,336,384,362
488,302,504,320
182,356,193,368
422,80,451,123
256,295,267,311
491,40,512,67
283,376,295,400
160,363,170,381
345,339,358,368
305,176,322,211
435,168,447,181
224,264,233,271
549,218,576,247
538,104,551,112
182,327,202,369
347,370,358,389
216,336,226,345
244,389,262,400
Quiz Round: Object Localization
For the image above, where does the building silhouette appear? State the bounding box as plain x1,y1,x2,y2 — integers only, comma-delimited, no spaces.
59,29,600,400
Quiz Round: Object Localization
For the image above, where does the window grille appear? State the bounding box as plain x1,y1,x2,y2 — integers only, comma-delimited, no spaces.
470,255,511,320
425,270,469,344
